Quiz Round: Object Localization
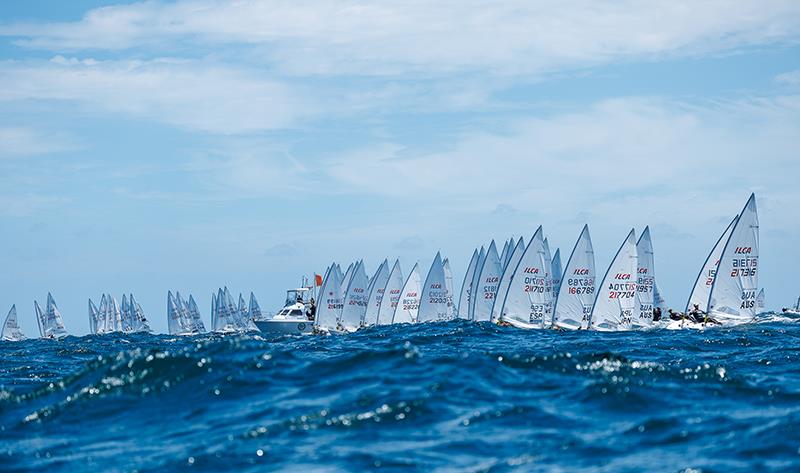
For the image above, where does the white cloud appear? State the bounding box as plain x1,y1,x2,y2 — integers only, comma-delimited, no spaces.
0,127,79,157
0,57,309,134
775,70,800,87
323,94,800,226
1,1,799,76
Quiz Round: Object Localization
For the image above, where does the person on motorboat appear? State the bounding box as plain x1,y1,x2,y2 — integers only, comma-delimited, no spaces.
307,298,316,321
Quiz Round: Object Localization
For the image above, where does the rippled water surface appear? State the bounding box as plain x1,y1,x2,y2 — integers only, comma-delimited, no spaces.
1,320,799,472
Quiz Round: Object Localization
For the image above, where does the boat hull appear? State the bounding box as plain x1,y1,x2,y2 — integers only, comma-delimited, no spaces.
254,319,314,335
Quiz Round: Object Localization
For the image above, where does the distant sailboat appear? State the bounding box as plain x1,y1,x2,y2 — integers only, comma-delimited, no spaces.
552,249,563,295
499,227,550,329
2,305,25,341
456,248,480,319
315,264,344,331
499,240,510,272
707,194,759,323
37,293,68,339
393,263,421,324
188,295,207,333
88,299,101,335
340,260,370,331
685,217,738,315
129,294,151,332
589,229,638,331
442,257,455,319
249,292,263,321
472,241,502,322
543,238,555,326
363,260,390,326
376,260,404,325
632,227,656,329
467,247,486,320
417,252,450,323
491,237,525,323
553,225,595,330
340,262,355,300
756,288,765,313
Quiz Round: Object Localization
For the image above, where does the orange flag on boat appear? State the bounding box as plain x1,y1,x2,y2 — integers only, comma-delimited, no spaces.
315,274,323,286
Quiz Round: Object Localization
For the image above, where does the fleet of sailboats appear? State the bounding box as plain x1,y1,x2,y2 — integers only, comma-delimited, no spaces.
89,293,152,334
1,194,785,341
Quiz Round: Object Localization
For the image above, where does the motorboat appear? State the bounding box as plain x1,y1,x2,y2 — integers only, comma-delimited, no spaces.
254,287,315,335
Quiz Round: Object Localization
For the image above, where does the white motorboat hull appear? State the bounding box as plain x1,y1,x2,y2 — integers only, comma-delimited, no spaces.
254,319,314,335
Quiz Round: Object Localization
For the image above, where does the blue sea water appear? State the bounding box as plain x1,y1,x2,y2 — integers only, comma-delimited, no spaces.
1,320,799,472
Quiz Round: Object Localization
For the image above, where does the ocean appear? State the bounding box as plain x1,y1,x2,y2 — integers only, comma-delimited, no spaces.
1,319,799,472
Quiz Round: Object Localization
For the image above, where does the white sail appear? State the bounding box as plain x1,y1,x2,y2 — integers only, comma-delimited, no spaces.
237,293,248,325
213,288,234,331
633,226,656,328
88,299,100,335
98,294,111,334
552,249,563,295
340,262,355,299
499,227,550,329
223,287,243,330
340,260,369,331
499,240,510,272
653,281,668,313
376,260,404,325
211,293,218,329
756,288,765,312
393,262,421,324
466,246,487,320
249,292,262,320
456,248,480,319
188,295,206,332
685,216,738,314
491,237,525,323
167,291,185,335
505,238,516,269
129,294,151,332
363,259,390,326
553,225,596,330
442,257,455,319
120,295,131,332
590,229,638,331
472,241,503,322
708,194,759,322
2,305,25,341
34,300,45,338
316,264,344,330
543,238,555,326
418,252,450,322
112,295,123,332
42,293,68,339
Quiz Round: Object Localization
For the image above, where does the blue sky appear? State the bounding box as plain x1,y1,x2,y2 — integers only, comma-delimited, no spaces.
1,1,799,335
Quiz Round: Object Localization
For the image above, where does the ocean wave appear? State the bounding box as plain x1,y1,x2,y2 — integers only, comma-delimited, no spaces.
1,321,799,471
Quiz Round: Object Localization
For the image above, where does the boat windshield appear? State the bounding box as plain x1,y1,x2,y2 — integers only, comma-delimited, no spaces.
289,309,304,317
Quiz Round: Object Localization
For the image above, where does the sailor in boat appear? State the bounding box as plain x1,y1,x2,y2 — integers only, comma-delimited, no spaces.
653,307,662,322
690,304,721,325
667,309,685,321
